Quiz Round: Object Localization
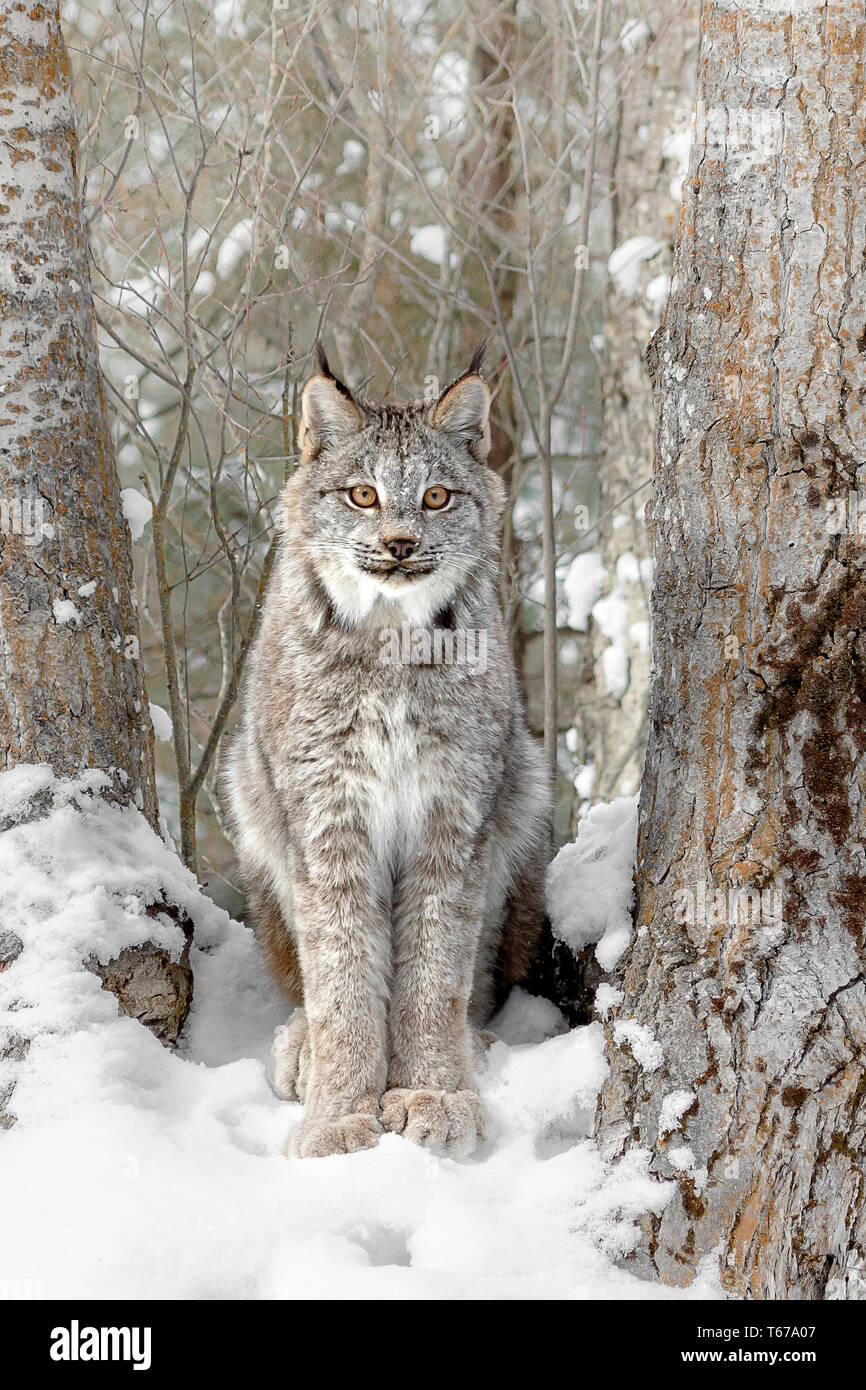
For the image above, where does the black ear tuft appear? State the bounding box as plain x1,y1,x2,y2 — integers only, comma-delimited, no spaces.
313,341,355,402
467,340,488,377
315,341,332,378
432,370,491,461
299,347,363,462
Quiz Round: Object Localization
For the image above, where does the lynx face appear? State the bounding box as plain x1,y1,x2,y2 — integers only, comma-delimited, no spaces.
287,352,504,625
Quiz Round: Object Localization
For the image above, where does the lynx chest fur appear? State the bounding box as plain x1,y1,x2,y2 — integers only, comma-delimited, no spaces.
226,347,550,1160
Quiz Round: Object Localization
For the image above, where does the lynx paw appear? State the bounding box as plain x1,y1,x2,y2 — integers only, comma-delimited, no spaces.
287,1112,381,1159
381,1088,487,1157
272,1010,309,1101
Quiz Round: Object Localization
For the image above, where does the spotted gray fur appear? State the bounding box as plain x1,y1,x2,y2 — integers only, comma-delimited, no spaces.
225,349,550,1159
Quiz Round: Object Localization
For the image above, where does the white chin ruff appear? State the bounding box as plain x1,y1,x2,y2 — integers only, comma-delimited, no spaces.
318,554,454,627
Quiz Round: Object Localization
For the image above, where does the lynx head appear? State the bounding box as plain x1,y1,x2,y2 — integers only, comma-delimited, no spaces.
286,344,505,625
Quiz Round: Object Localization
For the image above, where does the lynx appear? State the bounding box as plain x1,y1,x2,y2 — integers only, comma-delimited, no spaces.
225,346,550,1158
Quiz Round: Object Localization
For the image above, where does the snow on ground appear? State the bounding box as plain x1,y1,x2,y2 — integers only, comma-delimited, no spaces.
0,769,721,1300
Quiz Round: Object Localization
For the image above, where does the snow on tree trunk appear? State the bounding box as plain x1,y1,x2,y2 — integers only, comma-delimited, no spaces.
571,2,700,816
595,0,866,1299
0,2,191,1065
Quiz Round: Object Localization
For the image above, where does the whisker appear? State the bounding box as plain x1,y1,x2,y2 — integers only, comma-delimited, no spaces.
298,538,500,586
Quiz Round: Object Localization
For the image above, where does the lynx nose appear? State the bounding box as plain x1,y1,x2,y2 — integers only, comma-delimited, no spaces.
384,536,418,561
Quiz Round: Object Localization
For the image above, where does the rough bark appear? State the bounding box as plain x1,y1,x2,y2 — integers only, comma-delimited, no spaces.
595,0,866,1299
0,2,191,1049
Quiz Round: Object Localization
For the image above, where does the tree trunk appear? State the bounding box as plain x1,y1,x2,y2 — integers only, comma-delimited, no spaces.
0,1,191,1051
595,0,866,1299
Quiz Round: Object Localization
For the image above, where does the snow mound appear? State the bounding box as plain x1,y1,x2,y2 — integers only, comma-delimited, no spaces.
563,551,606,631
618,17,650,54
0,772,720,1300
546,795,639,970
658,1089,697,1138
489,985,568,1046
149,703,173,742
0,768,209,1048
120,487,152,540
607,236,664,297
52,597,81,626
216,217,253,279
613,1019,663,1072
409,224,446,265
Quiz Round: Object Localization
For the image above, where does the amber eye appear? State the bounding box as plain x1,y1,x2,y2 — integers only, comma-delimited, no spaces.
423,486,450,510
349,484,378,508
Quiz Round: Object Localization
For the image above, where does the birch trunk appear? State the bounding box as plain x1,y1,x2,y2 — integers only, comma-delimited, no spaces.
0,1,191,1047
595,0,866,1299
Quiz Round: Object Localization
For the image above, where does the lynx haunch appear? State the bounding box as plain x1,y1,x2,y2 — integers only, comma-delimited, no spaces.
226,345,550,1158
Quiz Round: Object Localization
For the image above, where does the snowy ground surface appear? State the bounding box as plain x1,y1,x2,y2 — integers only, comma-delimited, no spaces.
0,770,722,1300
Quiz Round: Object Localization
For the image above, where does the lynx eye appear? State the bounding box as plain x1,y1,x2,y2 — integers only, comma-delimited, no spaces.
423,486,450,510
349,484,378,508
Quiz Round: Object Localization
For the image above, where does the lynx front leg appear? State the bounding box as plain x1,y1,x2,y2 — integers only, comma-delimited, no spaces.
383,819,489,1157
286,822,390,1159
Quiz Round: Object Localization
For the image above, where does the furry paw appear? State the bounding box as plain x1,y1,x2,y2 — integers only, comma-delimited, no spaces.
381,1088,487,1157
287,1112,381,1159
272,1010,309,1101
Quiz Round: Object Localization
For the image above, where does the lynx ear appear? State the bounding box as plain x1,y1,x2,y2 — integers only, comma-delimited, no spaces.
432,362,491,462
298,347,363,461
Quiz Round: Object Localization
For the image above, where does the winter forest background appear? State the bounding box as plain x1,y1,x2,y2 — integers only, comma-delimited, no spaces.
2,0,865,1305
68,0,685,891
